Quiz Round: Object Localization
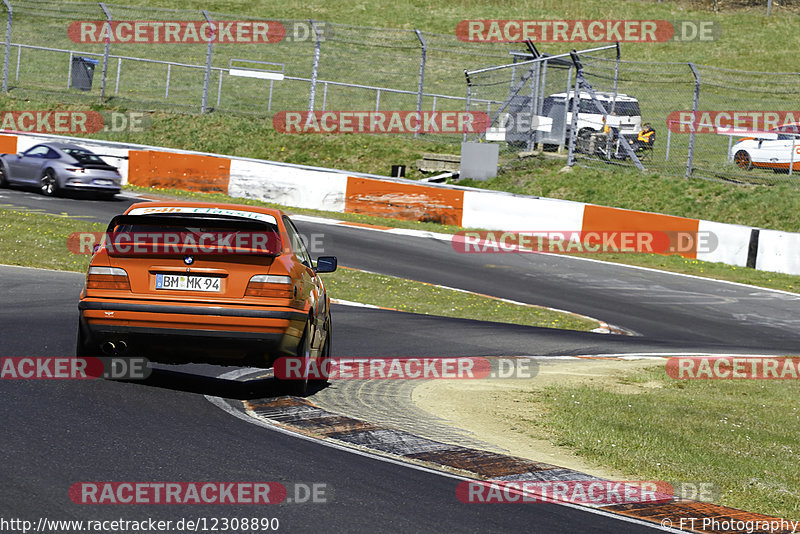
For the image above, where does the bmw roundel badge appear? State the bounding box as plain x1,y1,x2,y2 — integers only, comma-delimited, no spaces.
184,255,194,265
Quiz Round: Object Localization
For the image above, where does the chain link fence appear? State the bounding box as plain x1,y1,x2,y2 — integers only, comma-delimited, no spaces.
0,1,509,130
465,44,800,185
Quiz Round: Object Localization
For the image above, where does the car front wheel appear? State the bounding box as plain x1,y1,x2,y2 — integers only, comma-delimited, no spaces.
734,150,753,171
40,169,60,196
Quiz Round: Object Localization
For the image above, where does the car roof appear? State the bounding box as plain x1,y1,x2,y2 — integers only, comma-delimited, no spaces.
123,201,286,221
547,91,639,102
42,142,92,151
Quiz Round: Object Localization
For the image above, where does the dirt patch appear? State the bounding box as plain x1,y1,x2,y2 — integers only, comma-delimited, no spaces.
411,358,665,480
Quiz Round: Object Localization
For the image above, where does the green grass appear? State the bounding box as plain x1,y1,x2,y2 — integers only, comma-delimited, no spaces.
0,208,101,271
68,0,800,70
459,158,800,232
538,365,800,520
326,267,597,331
0,208,596,331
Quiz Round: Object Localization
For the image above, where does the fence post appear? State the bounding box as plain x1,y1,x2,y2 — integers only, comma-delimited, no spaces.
567,54,582,166
611,42,620,114
686,62,700,179
2,0,11,93
99,3,111,104
560,65,572,151
308,20,321,115
414,29,426,138
767,0,773,16
527,62,539,151
200,10,215,114
463,70,472,142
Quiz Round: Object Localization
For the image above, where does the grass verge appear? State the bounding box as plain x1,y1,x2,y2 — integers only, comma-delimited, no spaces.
327,267,597,331
0,208,596,331
537,364,800,520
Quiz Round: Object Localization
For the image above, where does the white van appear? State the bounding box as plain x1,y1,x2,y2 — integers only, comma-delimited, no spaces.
542,91,642,142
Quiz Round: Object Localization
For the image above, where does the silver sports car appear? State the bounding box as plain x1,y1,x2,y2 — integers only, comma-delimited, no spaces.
0,142,122,198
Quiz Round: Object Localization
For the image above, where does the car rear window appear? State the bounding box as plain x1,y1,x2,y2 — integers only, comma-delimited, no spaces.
62,148,107,165
105,214,283,256
575,98,640,116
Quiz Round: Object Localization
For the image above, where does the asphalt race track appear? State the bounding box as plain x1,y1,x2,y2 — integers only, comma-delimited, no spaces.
2,187,800,532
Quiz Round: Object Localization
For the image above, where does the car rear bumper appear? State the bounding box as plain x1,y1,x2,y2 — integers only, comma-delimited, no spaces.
78,299,308,366
63,181,121,193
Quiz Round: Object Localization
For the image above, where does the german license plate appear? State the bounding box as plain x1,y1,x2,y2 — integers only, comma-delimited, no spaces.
156,274,221,292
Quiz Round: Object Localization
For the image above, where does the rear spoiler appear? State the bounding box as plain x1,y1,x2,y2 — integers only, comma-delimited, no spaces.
106,214,275,232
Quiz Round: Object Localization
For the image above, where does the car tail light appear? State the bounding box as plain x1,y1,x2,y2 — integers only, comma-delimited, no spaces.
87,266,131,290
245,274,292,298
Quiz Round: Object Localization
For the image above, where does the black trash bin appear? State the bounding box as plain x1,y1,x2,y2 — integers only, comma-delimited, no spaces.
71,56,99,91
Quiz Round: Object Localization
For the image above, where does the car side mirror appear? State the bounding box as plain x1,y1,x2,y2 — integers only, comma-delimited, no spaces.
314,256,337,273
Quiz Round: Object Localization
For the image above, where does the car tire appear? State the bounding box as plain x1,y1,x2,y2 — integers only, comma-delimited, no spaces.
40,169,60,196
277,320,312,397
76,320,98,357
311,318,332,385
734,150,753,171
0,164,8,188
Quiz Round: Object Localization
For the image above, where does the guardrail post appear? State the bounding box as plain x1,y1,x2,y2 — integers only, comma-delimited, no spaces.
2,0,11,93
308,20,321,115
99,3,111,104
686,62,700,179
201,10,215,113
414,29,426,138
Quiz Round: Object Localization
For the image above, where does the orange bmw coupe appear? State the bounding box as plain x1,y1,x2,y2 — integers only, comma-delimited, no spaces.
77,201,337,395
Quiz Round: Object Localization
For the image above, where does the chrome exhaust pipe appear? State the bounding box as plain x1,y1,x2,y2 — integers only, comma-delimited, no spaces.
101,341,116,355
116,340,128,353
